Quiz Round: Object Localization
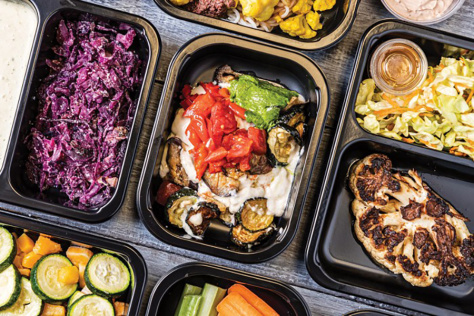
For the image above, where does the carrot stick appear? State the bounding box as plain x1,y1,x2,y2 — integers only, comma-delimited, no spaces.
217,292,263,316
228,284,279,316
466,89,474,104
382,94,400,108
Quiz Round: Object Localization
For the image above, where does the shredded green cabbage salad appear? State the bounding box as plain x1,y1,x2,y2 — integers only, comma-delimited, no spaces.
355,56,474,160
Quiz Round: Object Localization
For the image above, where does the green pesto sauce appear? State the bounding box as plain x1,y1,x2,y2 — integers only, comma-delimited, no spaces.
229,74,298,129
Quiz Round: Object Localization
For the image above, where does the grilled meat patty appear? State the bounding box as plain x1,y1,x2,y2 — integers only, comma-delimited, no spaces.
349,154,474,287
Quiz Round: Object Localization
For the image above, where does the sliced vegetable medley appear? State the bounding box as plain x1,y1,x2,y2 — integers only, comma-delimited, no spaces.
356,55,474,160
157,65,308,248
174,282,279,316
0,226,131,316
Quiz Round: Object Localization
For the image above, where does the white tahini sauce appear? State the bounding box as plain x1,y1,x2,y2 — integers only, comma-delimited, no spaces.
0,0,37,167
385,0,454,21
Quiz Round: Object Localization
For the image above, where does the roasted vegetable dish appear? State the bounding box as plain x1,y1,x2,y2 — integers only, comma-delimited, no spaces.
0,226,132,315
168,0,337,39
349,154,474,287
156,65,307,248
356,55,474,160
174,282,279,316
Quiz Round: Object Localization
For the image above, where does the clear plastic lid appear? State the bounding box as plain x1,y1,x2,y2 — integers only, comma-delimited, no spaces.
370,39,428,96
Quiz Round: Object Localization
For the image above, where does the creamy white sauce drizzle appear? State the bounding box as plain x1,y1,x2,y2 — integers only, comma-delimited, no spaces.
0,0,37,168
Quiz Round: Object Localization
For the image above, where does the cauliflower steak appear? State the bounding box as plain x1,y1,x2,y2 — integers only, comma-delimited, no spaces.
349,154,474,287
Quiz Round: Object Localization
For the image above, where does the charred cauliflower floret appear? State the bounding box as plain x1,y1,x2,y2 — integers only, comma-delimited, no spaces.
313,0,336,11
279,15,316,39
349,154,474,287
292,0,313,14
306,11,323,31
239,0,280,21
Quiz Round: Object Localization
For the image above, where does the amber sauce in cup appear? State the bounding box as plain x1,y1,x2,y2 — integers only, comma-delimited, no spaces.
370,39,428,95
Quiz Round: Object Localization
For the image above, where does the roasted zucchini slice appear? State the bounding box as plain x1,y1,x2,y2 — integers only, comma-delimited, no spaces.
185,203,220,236
267,124,302,166
165,188,198,228
278,105,307,127
238,198,274,232
231,225,275,248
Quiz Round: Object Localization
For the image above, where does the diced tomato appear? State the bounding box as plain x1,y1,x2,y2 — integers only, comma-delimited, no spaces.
186,114,209,143
201,82,221,99
187,129,201,148
155,181,182,206
184,93,215,117
205,147,228,163
219,88,230,98
191,144,209,180
227,136,253,160
228,102,246,120
208,159,226,173
222,129,248,151
239,155,251,172
211,102,237,134
248,127,267,155
180,85,196,109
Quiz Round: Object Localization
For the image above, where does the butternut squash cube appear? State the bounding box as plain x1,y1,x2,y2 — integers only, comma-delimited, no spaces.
32,236,62,256
18,268,31,277
41,303,66,316
66,246,93,267
22,252,43,269
114,301,129,316
17,233,35,253
58,265,79,285
13,253,25,269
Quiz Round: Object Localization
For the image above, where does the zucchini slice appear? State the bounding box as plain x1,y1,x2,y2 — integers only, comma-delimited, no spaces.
166,188,198,228
85,253,130,298
238,198,274,232
277,104,307,138
31,254,77,303
67,295,114,316
267,124,302,166
67,291,84,308
0,278,43,316
0,265,21,311
0,227,16,273
231,224,275,248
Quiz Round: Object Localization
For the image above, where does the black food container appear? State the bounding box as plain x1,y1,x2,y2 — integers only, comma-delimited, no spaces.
145,262,311,315
0,207,147,315
136,33,329,263
154,0,360,50
305,20,474,315
0,0,161,222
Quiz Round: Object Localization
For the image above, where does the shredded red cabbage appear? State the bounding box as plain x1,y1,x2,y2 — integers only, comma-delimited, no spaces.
26,16,143,209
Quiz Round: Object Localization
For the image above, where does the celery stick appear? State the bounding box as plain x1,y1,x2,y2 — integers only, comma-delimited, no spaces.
196,283,226,316
174,284,203,316
177,295,202,316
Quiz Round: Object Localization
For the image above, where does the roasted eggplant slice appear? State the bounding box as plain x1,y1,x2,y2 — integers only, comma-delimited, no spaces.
249,154,273,175
267,124,302,166
214,64,240,84
203,170,240,197
164,137,196,189
231,224,275,248
165,188,198,228
238,198,274,232
186,202,220,236
278,105,307,138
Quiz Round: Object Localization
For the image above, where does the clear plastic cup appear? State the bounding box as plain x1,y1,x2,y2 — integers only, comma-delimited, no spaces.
380,0,466,25
370,39,428,96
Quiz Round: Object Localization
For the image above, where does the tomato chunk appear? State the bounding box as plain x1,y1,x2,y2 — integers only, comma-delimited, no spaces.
248,127,267,155
156,181,182,206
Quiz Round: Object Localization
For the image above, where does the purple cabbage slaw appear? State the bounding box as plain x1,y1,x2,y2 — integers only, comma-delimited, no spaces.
26,15,143,209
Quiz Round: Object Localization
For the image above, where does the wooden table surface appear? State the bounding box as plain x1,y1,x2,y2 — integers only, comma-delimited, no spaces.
3,0,474,315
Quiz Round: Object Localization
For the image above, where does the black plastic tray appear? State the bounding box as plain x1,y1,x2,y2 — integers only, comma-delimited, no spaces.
0,0,161,222
0,207,147,315
153,0,359,50
145,262,311,315
136,33,329,263
305,20,474,315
